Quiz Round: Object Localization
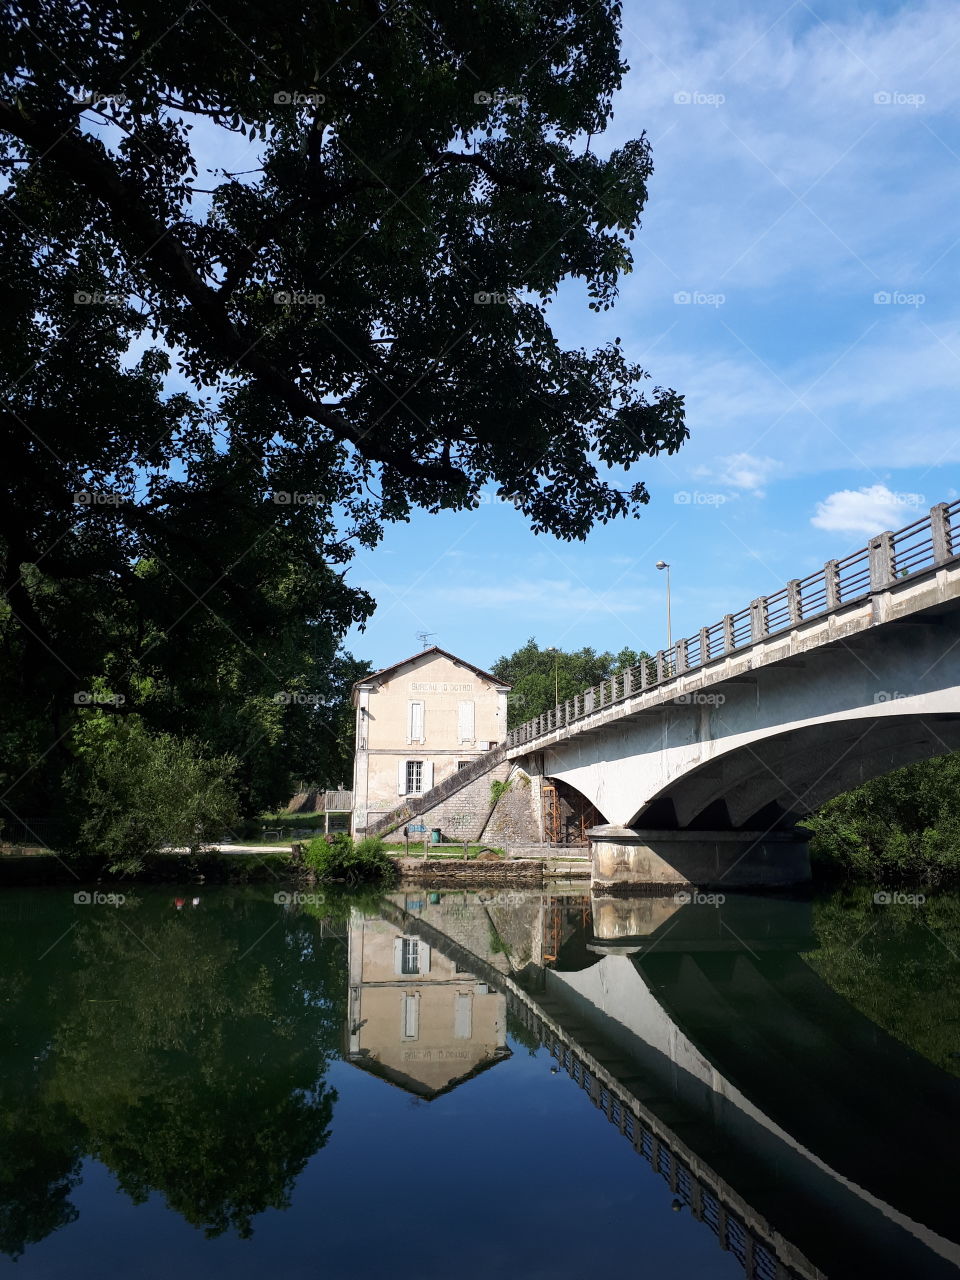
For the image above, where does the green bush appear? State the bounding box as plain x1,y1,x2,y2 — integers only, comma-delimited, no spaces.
64,711,238,873
303,833,395,884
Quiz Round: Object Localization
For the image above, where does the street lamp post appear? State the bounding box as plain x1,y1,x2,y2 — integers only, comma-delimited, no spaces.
656,560,672,653
546,647,559,706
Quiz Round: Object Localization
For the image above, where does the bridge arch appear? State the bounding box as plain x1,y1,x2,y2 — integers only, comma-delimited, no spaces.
626,712,960,831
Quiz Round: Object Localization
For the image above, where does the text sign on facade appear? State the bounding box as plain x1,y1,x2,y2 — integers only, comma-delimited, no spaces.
409,681,475,693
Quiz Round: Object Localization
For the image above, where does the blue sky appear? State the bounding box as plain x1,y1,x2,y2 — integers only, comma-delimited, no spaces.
345,0,960,671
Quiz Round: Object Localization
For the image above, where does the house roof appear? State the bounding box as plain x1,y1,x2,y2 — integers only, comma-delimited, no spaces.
344,1046,512,1100
354,645,510,690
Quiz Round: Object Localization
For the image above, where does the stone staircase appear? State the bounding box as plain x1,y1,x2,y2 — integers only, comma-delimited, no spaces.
365,746,508,839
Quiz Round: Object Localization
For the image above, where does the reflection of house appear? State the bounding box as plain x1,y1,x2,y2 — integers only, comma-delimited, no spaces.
346,909,510,1098
351,646,510,833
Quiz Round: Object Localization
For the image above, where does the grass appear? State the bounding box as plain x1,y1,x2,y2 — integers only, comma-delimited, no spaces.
383,842,504,859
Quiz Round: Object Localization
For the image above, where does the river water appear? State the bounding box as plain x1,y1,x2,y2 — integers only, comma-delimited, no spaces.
1,882,958,1279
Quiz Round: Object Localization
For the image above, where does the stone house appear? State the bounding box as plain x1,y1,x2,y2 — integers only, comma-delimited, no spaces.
345,905,510,1098
351,646,510,834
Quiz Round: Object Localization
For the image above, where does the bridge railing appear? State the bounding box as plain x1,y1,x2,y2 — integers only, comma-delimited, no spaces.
506,499,960,748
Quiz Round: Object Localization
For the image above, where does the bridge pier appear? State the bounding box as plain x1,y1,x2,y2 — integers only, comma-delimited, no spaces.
588,825,811,891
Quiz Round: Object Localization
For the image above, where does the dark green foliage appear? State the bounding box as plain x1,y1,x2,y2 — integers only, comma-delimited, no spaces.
0,0,683,847
492,638,651,726
804,753,960,884
0,888,345,1252
64,711,238,871
490,779,511,805
804,886,960,1077
303,834,396,884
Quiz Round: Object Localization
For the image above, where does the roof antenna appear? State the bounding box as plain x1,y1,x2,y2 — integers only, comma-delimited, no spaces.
416,631,436,648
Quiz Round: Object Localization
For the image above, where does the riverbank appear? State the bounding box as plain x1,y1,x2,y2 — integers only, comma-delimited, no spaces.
0,847,592,888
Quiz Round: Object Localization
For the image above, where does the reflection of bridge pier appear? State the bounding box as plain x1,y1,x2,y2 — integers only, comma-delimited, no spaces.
376,888,960,1280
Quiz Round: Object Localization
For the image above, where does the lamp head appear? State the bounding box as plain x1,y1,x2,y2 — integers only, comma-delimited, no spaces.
656,560,669,571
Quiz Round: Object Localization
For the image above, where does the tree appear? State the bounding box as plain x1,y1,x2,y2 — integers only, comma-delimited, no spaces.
492,638,650,727
0,1,685,839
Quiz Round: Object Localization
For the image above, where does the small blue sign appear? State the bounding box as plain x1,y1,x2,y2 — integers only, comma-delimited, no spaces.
407,823,426,833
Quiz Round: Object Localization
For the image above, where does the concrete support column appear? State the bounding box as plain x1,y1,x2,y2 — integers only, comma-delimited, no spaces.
588,825,811,890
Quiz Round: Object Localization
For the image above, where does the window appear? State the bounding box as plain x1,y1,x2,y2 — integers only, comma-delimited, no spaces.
408,700,425,744
400,938,419,974
457,760,471,771
402,993,419,1040
398,760,433,795
457,700,475,744
454,993,473,1040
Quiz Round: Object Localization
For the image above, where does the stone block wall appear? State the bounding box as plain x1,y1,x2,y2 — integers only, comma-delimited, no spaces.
481,767,540,846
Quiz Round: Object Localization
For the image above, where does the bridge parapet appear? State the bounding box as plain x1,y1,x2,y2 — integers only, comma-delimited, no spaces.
507,500,960,749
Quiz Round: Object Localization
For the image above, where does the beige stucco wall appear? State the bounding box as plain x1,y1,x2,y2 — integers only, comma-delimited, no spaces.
346,914,507,1095
353,651,509,830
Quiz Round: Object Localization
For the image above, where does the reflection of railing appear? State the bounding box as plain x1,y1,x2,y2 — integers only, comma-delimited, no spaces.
509,1001,805,1280
379,897,810,1280
507,500,960,748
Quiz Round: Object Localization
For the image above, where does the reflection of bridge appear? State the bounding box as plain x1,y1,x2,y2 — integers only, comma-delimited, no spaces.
504,502,960,887
371,889,960,1280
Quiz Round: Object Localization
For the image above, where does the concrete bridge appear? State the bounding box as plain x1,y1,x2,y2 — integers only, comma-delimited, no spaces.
506,500,960,886
378,889,960,1280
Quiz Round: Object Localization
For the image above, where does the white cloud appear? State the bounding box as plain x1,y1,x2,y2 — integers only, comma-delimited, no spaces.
811,484,925,534
694,451,780,495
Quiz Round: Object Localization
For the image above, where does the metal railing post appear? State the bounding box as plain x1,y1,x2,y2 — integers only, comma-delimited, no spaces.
675,638,689,674
787,578,801,625
824,559,840,609
722,614,734,653
869,531,894,591
750,597,768,642
931,502,952,564
699,626,710,663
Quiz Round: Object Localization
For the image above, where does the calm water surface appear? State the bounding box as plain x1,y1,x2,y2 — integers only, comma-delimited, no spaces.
1,882,958,1279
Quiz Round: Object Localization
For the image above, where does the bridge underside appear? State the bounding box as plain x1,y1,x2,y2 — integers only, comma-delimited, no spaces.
631,713,960,831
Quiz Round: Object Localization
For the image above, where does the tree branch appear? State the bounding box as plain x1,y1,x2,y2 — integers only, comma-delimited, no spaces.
0,101,467,490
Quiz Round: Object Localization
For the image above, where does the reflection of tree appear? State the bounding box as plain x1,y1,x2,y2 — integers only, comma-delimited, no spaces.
0,904,84,1259
805,887,960,1076
0,889,346,1252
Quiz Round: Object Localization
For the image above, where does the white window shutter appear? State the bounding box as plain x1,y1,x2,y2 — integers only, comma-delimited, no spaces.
457,700,475,743
394,937,404,973
397,760,407,795
454,993,473,1039
422,761,433,790
418,944,431,974
408,701,424,743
